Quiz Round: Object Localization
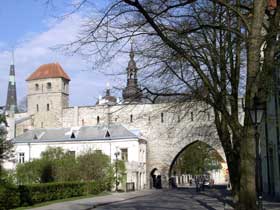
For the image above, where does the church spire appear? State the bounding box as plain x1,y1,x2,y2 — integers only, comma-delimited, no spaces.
6,51,18,113
122,42,142,103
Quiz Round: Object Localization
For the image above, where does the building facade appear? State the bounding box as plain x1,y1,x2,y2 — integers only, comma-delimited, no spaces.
3,47,228,189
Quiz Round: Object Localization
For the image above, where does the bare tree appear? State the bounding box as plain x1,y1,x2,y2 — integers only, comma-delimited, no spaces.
45,0,280,209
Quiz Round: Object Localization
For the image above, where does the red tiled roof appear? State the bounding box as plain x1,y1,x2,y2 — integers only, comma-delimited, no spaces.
26,63,71,81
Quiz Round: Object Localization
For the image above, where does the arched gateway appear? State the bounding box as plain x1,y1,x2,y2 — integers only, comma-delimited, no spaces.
5,47,232,190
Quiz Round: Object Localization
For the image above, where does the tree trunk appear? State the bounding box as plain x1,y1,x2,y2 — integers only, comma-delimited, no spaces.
239,1,266,209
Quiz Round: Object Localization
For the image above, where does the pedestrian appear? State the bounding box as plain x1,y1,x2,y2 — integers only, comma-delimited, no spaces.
195,177,199,192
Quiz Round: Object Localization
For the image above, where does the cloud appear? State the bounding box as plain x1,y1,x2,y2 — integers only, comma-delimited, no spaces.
0,13,128,107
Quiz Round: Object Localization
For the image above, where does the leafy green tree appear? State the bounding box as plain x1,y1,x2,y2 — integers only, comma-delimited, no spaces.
172,141,223,176
16,159,43,184
114,159,127,189
0,114,13,180
77,150,112,182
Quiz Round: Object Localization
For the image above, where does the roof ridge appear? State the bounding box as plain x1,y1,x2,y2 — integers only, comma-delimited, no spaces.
26,63,71,81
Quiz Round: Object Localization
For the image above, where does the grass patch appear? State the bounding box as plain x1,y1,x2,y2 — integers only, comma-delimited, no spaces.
12,191,110,210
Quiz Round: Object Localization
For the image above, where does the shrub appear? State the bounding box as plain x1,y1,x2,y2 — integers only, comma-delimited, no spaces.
18,181,108,206
0,181,20,210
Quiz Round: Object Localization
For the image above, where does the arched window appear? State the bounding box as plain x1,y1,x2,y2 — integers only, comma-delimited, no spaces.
161,113,164,123
130,114,133,123
35,84,39,90
47,104,50,111
97,116,100,124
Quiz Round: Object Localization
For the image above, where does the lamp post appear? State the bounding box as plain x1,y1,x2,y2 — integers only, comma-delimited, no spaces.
114,151,120,192
248,95,265,210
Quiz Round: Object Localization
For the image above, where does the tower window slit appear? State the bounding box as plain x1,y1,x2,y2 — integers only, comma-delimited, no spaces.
130,114,133,123
47,104,50,111
36,104,39,112
47,82,52,89
161,113,164,123
97,116,100,124
191,112,193,121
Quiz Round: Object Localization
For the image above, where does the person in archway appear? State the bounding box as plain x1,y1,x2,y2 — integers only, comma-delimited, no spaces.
195,176,199,192
156,175,162,189
152,174,157,188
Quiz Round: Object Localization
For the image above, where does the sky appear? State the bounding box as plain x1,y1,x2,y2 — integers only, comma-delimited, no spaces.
0,0,128,107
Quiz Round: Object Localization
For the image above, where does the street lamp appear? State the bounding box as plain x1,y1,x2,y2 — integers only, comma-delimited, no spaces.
248,95,265,210
114,150,120,192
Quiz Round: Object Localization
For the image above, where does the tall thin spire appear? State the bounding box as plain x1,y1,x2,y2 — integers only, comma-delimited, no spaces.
6,51,18,113
122,42,142,103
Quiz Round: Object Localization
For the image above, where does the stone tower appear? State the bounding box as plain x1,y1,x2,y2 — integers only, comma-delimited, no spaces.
26,63,70,128
122,44,142,103
5,60,18,113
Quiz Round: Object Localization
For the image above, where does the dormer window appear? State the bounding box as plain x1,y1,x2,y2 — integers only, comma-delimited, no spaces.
35,84,39,90
47,82,52,89
71,132,76,139
105,130,110,137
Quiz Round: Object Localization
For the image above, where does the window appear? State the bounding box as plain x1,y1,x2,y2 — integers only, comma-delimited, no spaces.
95,150,102,154
191,112,193,121
71,132,76,138
121,148,128,161
81,119,85,126
64,82,67,91
47,82,52,89
47,104,50,111
36,104,39,112
105,130,110,137
35,84,39,90
18,153,25,164
130,114,133,123
177,115,181,123
161,113,164,123
23,128,28,133
148,116,151,123
207,112,211,121
41,122,43,128
97,116,100,124
68,150,76,157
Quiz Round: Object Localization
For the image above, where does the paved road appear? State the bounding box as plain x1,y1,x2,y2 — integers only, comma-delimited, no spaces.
29,187,280,210
94,188,231,210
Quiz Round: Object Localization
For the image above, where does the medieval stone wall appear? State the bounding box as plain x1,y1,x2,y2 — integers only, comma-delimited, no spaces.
62,102,224,187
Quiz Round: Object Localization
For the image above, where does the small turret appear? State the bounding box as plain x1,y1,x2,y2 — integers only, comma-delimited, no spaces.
97,82,117,105
122,43,142,103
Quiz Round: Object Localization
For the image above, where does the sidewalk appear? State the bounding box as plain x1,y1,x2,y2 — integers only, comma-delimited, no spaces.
29,190,155,210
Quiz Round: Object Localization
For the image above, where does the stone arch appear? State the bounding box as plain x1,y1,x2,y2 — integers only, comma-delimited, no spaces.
168,140,225,177
150,168,158,188
147,136,226,188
